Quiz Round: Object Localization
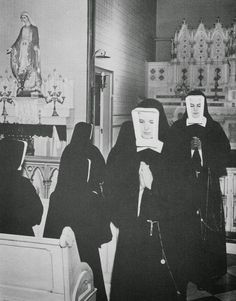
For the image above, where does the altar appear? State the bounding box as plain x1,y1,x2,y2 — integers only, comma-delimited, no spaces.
146,18,236,147
0,96,70,157
0,68,74,156
146,18,236,236
1,97,71,125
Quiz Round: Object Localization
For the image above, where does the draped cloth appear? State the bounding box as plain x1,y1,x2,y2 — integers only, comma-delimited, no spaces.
106,99,186,301
0,123,66,141
0,138,43,235
163,90,231,289
44,122,111,301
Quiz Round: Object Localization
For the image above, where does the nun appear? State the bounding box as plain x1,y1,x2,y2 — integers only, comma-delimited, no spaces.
44,122,111,301
105,99,185,301
164,90,231,292
0,138,43,236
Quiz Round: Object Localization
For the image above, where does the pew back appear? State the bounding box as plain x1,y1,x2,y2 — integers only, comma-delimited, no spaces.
0,228,96,301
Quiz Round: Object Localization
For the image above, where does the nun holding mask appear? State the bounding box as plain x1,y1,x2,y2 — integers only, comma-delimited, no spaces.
106,99,184,301
164,90,231,292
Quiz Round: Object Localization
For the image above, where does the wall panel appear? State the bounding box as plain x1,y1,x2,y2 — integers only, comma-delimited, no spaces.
95,0,157,146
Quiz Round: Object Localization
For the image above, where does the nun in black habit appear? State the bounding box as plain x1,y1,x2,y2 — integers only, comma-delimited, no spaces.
163,90,231,291
0,138,43,236
44,122,111,301
105,99,185,301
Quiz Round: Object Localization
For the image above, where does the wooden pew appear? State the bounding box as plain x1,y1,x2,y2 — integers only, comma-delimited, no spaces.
0,227,96,301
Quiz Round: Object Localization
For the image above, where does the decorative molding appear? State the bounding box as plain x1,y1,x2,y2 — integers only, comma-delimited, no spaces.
23,156,60,199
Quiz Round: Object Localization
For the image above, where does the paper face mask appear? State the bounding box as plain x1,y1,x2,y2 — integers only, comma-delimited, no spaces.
138,111,156,139
132,108,163,152
186,95,205,124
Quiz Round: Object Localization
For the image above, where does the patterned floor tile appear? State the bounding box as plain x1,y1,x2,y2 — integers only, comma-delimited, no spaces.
207,273,236,295
215,289,236,301
227,266,236,277
187,282,212,300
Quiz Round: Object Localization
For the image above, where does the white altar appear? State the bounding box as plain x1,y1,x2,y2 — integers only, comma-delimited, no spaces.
0,96,71,125
0,69,74,157
0,69,74,125
146,18,236,236
0,97,68,157
146,18,236,148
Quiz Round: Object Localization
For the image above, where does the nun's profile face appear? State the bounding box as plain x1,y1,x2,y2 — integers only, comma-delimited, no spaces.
138,111,155,139
187,96,204,119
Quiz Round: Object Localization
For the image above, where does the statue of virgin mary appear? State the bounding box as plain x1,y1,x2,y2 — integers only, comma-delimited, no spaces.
7,12,42,96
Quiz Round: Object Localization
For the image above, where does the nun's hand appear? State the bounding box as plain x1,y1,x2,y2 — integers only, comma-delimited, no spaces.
139,161,153,190
191,137,201,150
139,163,146,189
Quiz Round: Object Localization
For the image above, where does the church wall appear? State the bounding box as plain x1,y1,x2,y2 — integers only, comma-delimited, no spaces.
0,0,88,127
156,0,236,61
95,0,157,145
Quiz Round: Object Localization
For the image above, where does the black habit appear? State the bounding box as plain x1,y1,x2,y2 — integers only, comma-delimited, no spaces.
163,90,231,291
44,122,111,301
0,138,43,236
105,99,185,301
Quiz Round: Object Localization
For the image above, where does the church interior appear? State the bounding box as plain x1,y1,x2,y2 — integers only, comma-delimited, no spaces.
0,0,236,300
